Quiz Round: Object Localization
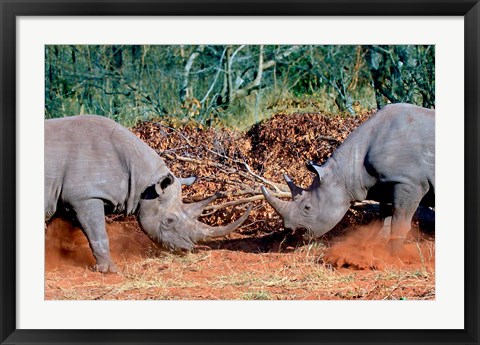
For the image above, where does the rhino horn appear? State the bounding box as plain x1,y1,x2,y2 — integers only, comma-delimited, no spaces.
283,173,305,200
261,186,290,216
184,192,224,218
192,205,253,241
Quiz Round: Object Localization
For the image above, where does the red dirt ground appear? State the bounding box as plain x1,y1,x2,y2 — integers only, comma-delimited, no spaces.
45,217,435,300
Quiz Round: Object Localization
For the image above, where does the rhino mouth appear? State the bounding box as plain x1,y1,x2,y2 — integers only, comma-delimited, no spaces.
283,219,314,236
163,231,197,253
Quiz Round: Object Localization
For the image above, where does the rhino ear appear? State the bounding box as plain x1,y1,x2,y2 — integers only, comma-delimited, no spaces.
140,185,159,200
155,173,175,195
178,176,196,186
306,160,326,183
141,173,175,200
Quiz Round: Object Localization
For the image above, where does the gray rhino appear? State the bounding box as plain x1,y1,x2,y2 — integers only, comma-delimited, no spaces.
45,115,251,273
262,103,434,253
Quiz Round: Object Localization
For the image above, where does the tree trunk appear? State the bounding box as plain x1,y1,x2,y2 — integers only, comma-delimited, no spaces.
180,45,205,102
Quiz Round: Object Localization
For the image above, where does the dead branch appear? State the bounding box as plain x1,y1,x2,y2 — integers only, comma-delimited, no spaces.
202,194,431,216
203,195,263,211
317,135,341,143
203,190,291,212
150,122,195,148
163,152,288,192
204,147,287,192
150,122,287,193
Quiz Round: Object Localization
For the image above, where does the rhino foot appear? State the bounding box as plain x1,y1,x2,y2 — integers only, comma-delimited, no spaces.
388,237,405,256
93,261,118,274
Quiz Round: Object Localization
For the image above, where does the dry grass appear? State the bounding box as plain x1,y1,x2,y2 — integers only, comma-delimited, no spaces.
46,241,435,301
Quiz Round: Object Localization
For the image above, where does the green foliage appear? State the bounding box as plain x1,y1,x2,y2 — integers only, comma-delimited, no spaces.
363,45,435,109
45,45,435,128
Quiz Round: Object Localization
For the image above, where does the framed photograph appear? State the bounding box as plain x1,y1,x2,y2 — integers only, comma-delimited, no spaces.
1,0,478,344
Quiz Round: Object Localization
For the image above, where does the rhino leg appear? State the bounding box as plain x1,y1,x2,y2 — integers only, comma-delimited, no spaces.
389,183,426,255
376,204,393,240
73,199,118,273
378,216,392,240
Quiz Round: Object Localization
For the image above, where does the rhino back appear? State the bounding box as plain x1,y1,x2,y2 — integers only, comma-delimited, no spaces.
364,104,435,189
328,103,435,202
45,115,167,218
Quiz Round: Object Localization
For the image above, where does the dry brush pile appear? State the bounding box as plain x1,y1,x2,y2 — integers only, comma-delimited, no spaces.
131,110,375,242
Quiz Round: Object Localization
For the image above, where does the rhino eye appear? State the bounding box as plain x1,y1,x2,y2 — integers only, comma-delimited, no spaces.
304,205,311,211
166,217,175,224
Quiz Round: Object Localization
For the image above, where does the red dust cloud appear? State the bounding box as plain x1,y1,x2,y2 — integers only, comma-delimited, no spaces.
45,218,434,273
45,218,161,272
324,221,435,270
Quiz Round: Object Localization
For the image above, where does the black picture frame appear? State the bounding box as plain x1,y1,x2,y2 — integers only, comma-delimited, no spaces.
1,1,478,344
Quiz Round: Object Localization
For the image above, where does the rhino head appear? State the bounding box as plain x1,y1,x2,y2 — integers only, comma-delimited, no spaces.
261,161,350,238
138,173,252,251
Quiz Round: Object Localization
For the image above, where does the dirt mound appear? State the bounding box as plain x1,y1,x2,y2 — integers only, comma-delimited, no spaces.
132,112,373,188
246,112,372,184
131,112,374,235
